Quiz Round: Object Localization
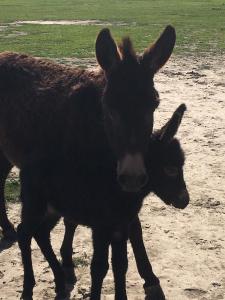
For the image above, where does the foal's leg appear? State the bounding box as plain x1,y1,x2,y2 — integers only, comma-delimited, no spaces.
0,151,15,243
17,222,36,300
17,213,45,299
17,169,49,299
18,207,67,300
60,218,77,288
129,217,165,300
33,214,68,300
111,230,128,300
90,229,110,300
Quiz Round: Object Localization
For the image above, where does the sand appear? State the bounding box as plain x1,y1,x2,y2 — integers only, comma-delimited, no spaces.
0,55,225,300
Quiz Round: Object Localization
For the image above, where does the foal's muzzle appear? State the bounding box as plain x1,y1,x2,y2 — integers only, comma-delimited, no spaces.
172,188,190,209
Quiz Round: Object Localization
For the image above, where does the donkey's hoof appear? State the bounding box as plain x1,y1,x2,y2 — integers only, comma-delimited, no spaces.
144,284,166,300
0,227,17,250
20,289,34,300
55,296,70,300
55,290,70,300
20,293,33,300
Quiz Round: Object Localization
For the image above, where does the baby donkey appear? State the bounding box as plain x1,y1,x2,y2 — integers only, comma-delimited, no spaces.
18,104,189,300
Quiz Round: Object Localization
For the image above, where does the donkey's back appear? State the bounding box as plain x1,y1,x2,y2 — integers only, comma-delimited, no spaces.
0,52,104,167
0,52,84,88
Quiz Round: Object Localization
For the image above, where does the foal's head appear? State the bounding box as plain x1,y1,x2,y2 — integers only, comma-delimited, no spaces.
149,104,189,209
96,26,176,192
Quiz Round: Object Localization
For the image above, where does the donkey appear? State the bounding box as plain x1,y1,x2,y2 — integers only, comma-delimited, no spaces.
18,104,189,300
0,25,176,242
0,26,176,191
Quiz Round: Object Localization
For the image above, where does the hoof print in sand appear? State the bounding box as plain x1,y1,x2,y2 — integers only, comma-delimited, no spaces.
184,288,207,298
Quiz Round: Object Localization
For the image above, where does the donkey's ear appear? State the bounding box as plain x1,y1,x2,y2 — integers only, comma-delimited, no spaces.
95,28,121,73
142,25,176,74
159,104,186,143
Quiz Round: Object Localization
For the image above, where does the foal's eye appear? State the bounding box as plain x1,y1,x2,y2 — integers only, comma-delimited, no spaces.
164,166,179,177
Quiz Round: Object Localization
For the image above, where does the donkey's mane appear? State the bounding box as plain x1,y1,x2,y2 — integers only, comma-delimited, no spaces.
118,37,137,61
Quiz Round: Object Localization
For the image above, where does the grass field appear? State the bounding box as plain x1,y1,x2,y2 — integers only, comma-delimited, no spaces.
0,0,225,58
1,0,224,199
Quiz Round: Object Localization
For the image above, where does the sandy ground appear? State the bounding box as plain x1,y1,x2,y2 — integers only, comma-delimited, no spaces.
0,55,225,300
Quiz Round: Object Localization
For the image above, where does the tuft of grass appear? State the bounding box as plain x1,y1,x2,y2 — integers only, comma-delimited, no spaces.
5,177,20,203
73,253,90,267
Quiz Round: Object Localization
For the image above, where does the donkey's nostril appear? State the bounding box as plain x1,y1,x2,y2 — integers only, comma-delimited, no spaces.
118,174,128,188
137,174,149,188
173,189,190,209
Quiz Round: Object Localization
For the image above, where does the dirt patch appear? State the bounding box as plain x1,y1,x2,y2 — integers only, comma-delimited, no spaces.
4,31,27,38
12,20,130,26
0,26,8,32
0,55,225,300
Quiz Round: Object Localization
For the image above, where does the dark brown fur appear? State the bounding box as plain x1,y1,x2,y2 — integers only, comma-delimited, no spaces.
17,105,188,300
0,26,177,299
0,26,176,194
0,51,104,166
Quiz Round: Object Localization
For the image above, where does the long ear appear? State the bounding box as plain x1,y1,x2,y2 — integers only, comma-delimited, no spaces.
159,104,186,143
95,28,121,73
142,25,176,74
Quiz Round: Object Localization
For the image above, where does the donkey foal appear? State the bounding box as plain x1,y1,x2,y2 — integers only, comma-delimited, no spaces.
18,104,189,300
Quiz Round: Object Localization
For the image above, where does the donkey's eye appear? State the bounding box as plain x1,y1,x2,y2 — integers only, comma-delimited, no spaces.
164,166,179,177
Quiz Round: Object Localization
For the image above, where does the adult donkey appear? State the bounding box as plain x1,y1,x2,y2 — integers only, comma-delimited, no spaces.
0,26,176,241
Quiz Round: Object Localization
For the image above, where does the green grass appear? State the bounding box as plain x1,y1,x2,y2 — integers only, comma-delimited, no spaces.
58,253,90,267
5,177,20,203
73,253,90,267
0,0,224,57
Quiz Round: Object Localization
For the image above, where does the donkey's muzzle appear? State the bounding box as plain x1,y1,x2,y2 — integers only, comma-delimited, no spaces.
118,173,148,193
172,188,189,209
117,153,148,192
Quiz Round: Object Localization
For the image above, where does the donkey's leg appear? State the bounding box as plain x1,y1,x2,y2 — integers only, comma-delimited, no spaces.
17,171,48,300
129,216,165,300
34,215,68,300
60,218,78,288
111,230,128,300
0,151,15,242
17,210,47,299
90,229,110,300
17,222,36,300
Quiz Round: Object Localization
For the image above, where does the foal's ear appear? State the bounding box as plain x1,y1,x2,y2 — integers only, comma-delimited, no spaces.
95,28,121,73
142,25,176,74
159,104,186,143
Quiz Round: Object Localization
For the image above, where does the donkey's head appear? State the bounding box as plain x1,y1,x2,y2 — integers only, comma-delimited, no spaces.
96,26,176,192
149,104,189,209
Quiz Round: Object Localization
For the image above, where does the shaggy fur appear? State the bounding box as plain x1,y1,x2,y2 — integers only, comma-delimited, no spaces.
0,26,177,299
0,26,176,237
17,105,189,300
0,26,176,194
